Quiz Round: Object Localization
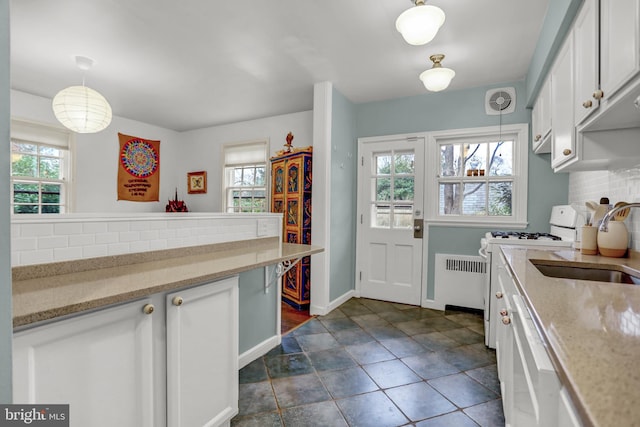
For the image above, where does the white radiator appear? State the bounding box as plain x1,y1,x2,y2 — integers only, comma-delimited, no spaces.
434,254,486,310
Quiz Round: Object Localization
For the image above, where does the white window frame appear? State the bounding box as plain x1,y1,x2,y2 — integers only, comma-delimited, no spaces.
10,119,74,214
221,139,269,213
425,123,529,227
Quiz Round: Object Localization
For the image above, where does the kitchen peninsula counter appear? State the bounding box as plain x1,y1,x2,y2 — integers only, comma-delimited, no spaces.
500,246,640,427
12,237,322,328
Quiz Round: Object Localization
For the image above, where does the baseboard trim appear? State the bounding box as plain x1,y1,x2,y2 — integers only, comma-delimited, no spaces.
310,289,356,316
421,299,445,311
238,335,281,369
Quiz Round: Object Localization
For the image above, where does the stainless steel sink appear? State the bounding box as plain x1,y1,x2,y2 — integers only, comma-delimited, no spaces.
530,260,640,285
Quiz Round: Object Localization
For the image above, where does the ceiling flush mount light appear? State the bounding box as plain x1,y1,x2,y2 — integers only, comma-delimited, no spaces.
396,0,445,46
419,54,455,92
52,56,112,133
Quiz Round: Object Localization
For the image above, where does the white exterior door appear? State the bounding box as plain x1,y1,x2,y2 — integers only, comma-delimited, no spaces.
357,137,424,305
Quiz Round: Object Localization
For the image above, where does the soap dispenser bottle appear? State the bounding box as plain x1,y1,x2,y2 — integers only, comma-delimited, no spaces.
593,197,611,226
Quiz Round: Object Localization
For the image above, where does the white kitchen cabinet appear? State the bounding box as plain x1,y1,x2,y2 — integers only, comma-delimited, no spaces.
573,0,600,125
532,77,552,153
600,0,640,101
13,276,239,427
551,33,576,169
558,387,584,427
13,298,158,427
166,277,238,427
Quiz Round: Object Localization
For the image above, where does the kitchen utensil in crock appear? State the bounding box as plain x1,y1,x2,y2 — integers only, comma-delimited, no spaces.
613,202,630,221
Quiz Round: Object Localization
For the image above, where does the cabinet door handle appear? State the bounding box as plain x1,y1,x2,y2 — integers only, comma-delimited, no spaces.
563,148,572,156
592,90,604,100
500,309,508,316
172,296,184,306
143,304,155,315
534,134,541,142
495,291,503,299
583,100,593,108
502,316,511,325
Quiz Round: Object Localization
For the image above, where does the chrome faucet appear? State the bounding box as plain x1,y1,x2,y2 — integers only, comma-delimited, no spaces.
598,202,640,232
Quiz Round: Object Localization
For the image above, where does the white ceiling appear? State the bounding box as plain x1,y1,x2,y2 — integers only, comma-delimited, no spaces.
10,0,549,132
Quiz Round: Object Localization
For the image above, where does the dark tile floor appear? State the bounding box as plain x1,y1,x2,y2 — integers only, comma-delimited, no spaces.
231,298,504,427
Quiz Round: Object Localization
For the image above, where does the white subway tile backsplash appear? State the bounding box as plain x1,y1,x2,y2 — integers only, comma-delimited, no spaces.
21,223,53,237
54,222,83,235
38,235,69,250
54,247,83,262
69,234,95,247
11,214,283,266
570,168,640,251
95,232,119,245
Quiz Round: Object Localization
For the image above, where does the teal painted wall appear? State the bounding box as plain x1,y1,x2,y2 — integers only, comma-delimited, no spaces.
0,0,11,403
354,81,568,301
525,0,583,105
238,267,278,354
329,88,358,300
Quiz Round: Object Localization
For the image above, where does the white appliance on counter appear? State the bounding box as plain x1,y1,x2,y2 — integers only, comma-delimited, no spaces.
479,205,581,348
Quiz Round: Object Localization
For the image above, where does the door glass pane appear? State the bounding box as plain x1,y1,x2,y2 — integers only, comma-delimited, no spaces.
393,177,414,201
439,183,461,214
489,140,513,176
393,205,413,228
372,204,390,228
464,143,487,176
394,153,414,174
376,154,392,175
462,182,487,215
440,144,462,177
489,181,513,215
375,177,391,201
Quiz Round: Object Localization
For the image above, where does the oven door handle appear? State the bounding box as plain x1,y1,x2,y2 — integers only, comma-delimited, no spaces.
478,238,488,260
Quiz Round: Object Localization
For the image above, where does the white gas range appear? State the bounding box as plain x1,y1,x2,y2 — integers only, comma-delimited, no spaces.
479,205,582,348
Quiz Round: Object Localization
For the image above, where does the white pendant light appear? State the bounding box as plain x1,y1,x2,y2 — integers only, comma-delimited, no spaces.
52,56,112,134
396,0,445,46
419,54,455,92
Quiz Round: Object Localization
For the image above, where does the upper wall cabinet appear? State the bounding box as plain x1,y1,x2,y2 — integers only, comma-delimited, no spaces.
573,0,600,126
549,0,640,172
532,77,552,153
600,0,640,101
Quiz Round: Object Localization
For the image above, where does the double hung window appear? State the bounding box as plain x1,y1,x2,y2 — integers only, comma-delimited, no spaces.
10,120,72,214
222,140,268,213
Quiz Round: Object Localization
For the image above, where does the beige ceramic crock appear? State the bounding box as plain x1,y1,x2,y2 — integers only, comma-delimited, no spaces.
597,221,628,257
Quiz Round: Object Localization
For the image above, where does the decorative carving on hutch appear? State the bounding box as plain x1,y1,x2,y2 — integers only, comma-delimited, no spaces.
270,142,312,310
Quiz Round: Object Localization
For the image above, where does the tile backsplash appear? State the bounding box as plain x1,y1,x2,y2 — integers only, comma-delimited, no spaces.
569,168,640,250
11,213,282,267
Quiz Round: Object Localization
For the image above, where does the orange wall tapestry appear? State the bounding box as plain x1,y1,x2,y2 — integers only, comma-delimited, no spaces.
117,133,160,202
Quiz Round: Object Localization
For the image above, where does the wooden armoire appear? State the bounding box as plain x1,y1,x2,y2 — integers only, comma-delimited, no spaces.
270,147,312,310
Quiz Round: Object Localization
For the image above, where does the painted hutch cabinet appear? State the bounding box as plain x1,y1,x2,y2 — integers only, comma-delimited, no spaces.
270,146,312,309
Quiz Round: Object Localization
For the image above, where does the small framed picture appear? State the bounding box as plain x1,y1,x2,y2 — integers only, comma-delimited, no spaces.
187,171,207,194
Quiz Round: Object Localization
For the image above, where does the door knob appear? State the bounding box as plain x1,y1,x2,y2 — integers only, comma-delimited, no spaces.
413,219,424,239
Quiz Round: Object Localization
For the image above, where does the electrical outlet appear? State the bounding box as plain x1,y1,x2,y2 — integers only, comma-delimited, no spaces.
257,219,269,237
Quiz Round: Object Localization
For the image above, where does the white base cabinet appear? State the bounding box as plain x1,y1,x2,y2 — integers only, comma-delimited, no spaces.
495,250,580,427
13,276,239,427
13,299,157,427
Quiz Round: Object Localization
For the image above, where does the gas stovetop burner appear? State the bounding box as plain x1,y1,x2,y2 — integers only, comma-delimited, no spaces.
490,231,562,241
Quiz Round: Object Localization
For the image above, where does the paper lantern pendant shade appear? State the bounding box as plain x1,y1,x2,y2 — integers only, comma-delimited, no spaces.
52,85,112,133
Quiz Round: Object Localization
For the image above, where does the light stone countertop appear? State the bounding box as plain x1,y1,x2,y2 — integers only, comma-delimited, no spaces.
12,237,323,329
500,246,640,427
